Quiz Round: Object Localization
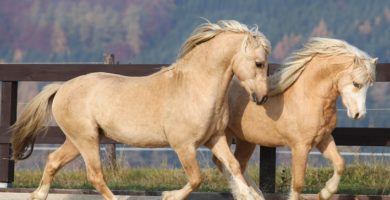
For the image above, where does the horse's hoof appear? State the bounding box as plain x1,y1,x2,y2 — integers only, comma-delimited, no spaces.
161,191,171,200
161,190,185,200
30,193,46,200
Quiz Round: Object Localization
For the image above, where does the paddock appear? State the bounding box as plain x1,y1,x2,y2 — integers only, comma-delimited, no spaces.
1,189,388,200
0,63,389,199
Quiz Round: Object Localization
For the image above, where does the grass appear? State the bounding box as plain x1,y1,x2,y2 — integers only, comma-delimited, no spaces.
14,164,389,195
276,164,390,195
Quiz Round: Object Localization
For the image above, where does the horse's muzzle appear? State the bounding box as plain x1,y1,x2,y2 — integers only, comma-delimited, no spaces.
252,93,268,105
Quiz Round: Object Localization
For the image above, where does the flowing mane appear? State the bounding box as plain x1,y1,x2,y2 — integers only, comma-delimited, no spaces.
269,37,376,96
177,20,271,59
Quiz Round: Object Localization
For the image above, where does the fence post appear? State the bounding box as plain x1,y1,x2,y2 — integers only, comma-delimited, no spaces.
103,54,117,169
259,146,276,193
0,81,18,188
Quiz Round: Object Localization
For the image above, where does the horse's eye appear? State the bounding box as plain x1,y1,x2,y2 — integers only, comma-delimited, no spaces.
255,61,263,68
353,81,362,89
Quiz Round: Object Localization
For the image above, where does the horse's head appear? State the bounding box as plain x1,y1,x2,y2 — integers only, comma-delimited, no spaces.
337,57,377,120
231,34,271,105
177,20,271,105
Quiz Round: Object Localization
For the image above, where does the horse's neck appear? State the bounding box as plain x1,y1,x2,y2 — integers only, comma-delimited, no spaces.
171,33,244,110
285,57,342,114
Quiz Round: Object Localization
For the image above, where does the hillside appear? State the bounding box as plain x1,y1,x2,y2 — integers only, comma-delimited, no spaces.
1,0,390,63
1,1,390,128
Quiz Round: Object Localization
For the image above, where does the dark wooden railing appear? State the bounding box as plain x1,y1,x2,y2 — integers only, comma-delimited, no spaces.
0,63,389,193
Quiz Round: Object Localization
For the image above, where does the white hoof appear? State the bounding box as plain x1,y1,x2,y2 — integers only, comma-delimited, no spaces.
232,186,262,200
248,186,265,200
161,190,185,200
30,191,47,200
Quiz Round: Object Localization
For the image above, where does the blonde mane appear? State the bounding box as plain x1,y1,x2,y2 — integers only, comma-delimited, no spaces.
177,20,271,59
269,37,376,96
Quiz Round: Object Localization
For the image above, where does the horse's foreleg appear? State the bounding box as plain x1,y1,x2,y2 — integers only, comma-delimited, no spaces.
206,134,263,200
212,129,234,172
289,145,310,200
162,145,202,200
212,130,262,198
316,135,345,200
31,139,79,200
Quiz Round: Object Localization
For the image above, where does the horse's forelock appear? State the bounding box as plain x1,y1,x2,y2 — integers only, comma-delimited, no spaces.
353,57,376,84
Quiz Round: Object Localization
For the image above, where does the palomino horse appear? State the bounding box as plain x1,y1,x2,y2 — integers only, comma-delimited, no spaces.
214,38,377,200
11,20,271,200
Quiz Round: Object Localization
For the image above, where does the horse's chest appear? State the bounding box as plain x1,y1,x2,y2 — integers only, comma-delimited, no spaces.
312,113,337,144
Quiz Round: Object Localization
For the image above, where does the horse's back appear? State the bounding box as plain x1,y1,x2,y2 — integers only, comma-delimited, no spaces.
51,72,170,146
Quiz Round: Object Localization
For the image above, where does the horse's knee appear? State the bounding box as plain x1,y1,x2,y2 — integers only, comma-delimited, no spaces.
293,178,304,193
215,154,242,175
335,158,345,175
228,159,243,175
87,171,106,188
190,174,202,189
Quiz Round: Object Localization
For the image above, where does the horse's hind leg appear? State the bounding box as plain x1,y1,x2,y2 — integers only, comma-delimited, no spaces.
162,145,202,200
316,135,345,200
31,139,79,200
68,132,116,200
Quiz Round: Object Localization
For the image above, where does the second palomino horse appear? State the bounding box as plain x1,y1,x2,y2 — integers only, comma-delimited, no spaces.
11,20,271,200
215,37,377,200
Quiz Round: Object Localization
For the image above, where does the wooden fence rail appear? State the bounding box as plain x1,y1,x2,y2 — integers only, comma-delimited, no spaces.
0,63,389,193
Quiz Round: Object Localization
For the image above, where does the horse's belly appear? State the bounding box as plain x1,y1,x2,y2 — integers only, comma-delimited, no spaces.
229,118,286,147
103,126,169,148
241,130,286,147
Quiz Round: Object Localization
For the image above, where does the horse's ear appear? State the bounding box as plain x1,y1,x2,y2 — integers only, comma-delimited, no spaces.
371,57,378,64
242,35,250,53
242,34,256,53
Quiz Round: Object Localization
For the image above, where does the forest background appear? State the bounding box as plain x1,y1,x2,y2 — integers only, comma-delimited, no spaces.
0,0,389,155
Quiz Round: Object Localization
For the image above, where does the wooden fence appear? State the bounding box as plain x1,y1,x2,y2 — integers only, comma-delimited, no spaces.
0,63,389,193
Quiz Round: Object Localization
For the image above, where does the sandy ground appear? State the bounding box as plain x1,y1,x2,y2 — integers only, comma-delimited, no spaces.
0,192,161,200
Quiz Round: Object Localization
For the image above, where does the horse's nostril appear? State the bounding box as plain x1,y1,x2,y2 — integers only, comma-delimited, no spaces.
251,93,258,103
354,113,360,119
262,96,268,104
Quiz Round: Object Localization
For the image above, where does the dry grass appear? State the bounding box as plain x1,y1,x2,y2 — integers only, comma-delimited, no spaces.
14,164,389,195
277,164,390,194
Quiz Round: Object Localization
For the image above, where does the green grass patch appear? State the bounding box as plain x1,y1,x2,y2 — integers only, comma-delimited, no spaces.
14,164,389,195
